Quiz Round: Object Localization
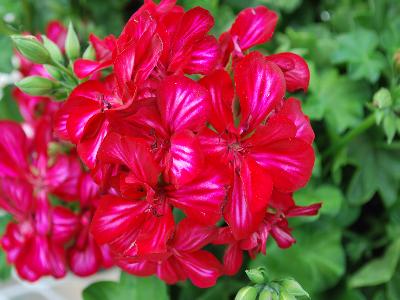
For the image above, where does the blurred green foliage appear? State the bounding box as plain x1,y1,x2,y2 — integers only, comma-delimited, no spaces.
1,0,400,299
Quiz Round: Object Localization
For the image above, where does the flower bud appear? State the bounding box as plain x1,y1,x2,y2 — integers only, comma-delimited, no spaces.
259,289,275,300
245,268,267,284
280,278,309,298
383,112,397,144
11,35,51,64
42,35,64,64
83,44,96,60
44,65,63,80
235,286,258,300
15,76,57,96
65,22,81,60
373,88,392,109
279,290,296,300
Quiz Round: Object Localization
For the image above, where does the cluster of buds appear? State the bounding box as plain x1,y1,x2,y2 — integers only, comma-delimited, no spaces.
2,0,321,288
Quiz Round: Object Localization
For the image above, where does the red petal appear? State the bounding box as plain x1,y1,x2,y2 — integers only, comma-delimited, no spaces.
183,36,220,75
69,236,102,277
0,178,33,218
173,218,217,252
157,257,187,284
73,59,111,79
177,250,222,288
277,97,314,144
98,133,161,186
223,243,243,275
266,52,310,92
46,21,67,50
234,52,285,133
157,75,209,132
224,158,273,240
52,206,79,244
249,117,315,192
118,258,157,276
200,69,234,132
230,6,278,51
91,195,148,246
0,121,28,177
166,161,227,225
165,130,204,186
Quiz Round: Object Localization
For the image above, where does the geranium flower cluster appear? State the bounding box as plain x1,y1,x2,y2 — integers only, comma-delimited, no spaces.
1,0,321,288
0,22,112,281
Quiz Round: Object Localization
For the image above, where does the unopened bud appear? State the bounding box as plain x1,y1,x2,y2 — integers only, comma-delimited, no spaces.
65,22,80,60
279,290,296,300
11,35,51,64
235,286,258,300
16,76,57,96
259,289,275,300
83,44,96,60
373,88,392,109
42,35,64,64
280,278,309,298
245,268,267,284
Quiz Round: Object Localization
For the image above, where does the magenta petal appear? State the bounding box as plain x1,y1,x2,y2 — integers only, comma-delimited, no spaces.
277,97,314,144
73,59,110,79
173,218,216,252
46,21,67,50
166,130,204,186
0,121,28,177
167,162,227,225
98,133,161,185
118,259,157,276
230,6,278,51
183,36,220,75
158,75,209,133
234,52,285,132
52,206,79,244
69,237,102,277
249,118,315,192
200,69,234,132
177,250,222,288
0,178,33,218
157,257,187,284
223,243,243,275
77,114,110,169
266,52,310,92
91,195,148,246
224,158,273,240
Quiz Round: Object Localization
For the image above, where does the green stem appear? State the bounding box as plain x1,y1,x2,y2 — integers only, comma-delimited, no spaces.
322,114,376,159
53,61,78,84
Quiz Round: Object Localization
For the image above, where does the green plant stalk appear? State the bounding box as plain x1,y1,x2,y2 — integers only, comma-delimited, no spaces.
322,114,376,159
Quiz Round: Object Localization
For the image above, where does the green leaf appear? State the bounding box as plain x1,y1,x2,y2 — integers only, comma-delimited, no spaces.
250,222,345,294
181,0,219,16
306,69,370,133
347,137,400,206
0,214,12,280
331,28,386,83
83,273,169,300
0,85,22,121
349,239,400,288
0,35,14,73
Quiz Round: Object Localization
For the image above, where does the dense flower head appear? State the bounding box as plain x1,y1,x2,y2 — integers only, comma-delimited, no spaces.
1,0,320,288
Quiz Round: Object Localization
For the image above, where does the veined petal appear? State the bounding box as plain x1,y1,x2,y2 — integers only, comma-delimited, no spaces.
173,218,217,252
52,206,79,244
234,52,285,133
90,195,148,246
118,258,157,276
157,75,209,133
223,243,243,275
0,179,33,218
249,118,315,192
165,130,204,186
0,121,28,177
200,69,234,132
224,158,273,240
183,36,220,75
176,250,222,288
230,6,278,51
68,236,103,277
167,162,228,225
157,257,187,284
265,52,310,92
276,97,314,144
98,132,161,186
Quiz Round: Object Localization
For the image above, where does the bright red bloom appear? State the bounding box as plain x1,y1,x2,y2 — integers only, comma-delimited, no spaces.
116,219,222,288
90,133,227,258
